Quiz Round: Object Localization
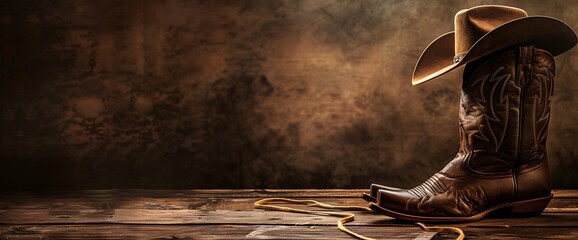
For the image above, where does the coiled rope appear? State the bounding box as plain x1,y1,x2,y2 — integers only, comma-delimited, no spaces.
254,197,464,240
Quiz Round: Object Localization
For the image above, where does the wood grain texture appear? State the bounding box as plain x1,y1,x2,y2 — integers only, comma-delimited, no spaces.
1,189,578,239
3,224,578,240
0,225,446,240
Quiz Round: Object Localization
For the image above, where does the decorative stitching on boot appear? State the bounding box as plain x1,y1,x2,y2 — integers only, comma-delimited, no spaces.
408,174,448,197
468,66,512,152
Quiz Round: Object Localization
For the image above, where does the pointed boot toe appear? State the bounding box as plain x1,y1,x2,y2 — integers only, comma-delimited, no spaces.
361,184,403,202
371,189,416,214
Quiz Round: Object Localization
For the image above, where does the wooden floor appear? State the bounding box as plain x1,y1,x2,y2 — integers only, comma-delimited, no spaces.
0,189,577,239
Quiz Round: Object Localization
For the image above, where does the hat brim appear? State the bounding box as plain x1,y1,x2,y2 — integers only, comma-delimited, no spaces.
412,16,577,85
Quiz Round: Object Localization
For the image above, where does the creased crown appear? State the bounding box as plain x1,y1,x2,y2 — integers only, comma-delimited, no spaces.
454,6,527,55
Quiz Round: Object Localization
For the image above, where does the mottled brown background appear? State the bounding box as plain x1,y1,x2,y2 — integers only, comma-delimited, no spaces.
1,0,577,191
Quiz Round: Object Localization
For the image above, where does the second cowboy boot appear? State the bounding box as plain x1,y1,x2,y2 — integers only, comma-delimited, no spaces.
370,45,556,222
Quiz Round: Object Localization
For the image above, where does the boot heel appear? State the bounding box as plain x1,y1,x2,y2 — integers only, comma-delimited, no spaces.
507,195,552,216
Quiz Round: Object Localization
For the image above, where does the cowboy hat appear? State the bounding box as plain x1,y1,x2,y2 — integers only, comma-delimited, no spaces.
412,5,577,85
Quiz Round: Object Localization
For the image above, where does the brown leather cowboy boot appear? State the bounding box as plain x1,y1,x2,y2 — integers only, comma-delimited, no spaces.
370,45,556,222
363,5,575,206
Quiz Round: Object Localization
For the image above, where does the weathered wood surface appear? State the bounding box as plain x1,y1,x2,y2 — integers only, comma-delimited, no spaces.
1,189,577,239
2,225,578,240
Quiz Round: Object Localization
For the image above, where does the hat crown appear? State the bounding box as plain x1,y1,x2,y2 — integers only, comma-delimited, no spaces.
454,6,528,55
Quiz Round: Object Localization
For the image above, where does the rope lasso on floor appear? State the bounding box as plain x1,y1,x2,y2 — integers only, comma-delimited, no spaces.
254,198,373,240
254,198,465,240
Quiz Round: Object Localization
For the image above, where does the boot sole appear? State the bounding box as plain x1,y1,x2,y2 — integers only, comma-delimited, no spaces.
369,194,552,223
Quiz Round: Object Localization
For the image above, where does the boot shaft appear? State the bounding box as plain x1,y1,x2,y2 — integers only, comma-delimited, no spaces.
459,46,555,174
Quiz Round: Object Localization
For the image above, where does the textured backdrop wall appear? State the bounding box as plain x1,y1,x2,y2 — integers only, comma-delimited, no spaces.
1,0,577,190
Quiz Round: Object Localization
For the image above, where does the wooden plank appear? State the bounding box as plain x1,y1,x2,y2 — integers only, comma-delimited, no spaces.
2,224,578,240
0,189,370,199
552,189,578,198
0,196,370,211
2,189,576,199
1,193,576,212
1,207,577,227
1,189,577,227
0,224,440,240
